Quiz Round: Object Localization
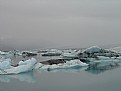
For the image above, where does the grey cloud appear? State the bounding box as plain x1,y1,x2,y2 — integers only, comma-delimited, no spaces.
0,0,121,50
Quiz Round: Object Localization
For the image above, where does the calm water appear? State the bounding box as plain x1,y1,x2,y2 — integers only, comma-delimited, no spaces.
0,56,121,91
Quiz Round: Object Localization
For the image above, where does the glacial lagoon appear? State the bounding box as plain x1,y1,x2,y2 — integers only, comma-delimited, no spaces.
0,55,121,91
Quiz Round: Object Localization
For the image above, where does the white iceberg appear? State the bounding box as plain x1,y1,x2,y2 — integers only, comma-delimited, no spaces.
0,51,13,59
82,46,103,53
0,58,37,74
97,56,111,60
0,59,12,70
41,49,62,56
0,51,9,55
61,52,78,58
36,59,88,71
61,49,78,58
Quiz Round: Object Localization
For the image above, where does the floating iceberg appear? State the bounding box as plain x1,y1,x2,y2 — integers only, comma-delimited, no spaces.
0,51,9,55
97,56,111,60
0,58,37,75
0,51,13,59
22,51,37,57
82,46,103,53
36,59,88,71
41,49,62,56
61,49,78,59
78,46,121,60
61,52,78,59
41,52,61,56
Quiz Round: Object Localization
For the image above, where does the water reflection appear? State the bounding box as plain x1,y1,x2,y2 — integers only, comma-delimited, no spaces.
0,71,36,83
85,61,120,74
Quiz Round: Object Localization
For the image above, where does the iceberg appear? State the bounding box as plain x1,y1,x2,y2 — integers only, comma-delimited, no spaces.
22,51,37,57
0,58,37,75
61,52,78,59
36,59,88,71
41,49,62,56
97,56,110,60
0,51,9,55
82,46,103,53
0,51,13,59
61,49,78,59
78,46,121,61
78,46,106,59
0,59,12,70
41,52,61,56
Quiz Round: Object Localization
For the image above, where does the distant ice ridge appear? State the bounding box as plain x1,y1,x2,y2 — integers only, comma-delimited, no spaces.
61,52,78,58
0,51,9,55
61,49,79,59
0,58,37,74
41,49,62,56
35,59,88,71
108,47,121,53
0,51,14,59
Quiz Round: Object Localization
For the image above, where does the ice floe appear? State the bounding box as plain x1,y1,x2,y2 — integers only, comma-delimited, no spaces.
61,52,78,59
35,59,88,71
41,49,62,56
108,47,121,53
0,58,37,74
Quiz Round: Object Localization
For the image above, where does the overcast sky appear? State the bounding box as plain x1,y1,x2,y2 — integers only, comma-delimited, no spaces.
0,0,121,50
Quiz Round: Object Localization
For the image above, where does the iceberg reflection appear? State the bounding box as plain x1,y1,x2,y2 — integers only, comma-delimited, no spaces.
85,61,120,74
0,71,36,83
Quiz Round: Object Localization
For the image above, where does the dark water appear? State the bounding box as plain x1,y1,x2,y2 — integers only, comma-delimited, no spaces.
0,56,121,91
